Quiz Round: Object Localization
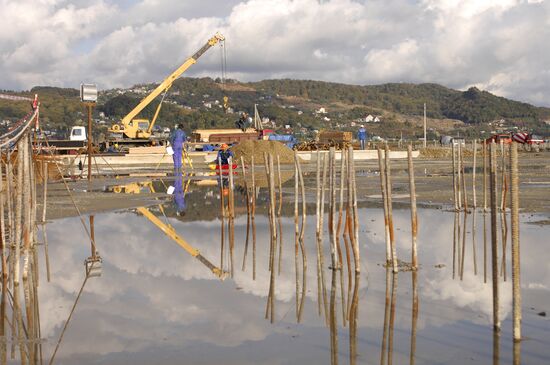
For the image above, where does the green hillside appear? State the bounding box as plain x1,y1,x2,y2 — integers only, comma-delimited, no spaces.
1,78,549,138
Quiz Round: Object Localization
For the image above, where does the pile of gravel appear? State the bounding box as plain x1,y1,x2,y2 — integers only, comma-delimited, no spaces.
232,140,296,165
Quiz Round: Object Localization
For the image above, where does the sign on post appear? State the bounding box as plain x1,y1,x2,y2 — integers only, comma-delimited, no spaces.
80,83,98,103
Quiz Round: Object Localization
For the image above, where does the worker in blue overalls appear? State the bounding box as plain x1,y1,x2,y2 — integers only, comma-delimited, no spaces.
217,143,234,166
357,124,367,150
170,124,187,173
173,174,186,216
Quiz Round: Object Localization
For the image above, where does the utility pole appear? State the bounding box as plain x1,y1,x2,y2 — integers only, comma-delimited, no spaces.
423,102,427,148
86,103,93,181
80,83,97,181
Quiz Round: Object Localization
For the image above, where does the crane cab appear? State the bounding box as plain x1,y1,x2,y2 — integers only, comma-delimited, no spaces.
70,126,87,141
109,118,152,139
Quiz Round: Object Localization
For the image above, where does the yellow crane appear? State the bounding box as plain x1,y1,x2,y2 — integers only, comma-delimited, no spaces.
109,32,225,141
110,181,226,279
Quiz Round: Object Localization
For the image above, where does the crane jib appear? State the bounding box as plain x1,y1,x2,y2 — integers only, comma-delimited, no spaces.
192,43,214,60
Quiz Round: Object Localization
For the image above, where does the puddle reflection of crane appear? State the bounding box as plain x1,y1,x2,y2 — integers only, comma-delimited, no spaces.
110,180,227,280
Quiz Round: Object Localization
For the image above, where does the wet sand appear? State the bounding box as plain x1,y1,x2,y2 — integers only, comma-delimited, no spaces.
42,150,550,220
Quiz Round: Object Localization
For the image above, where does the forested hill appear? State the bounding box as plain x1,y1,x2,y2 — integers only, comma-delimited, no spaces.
1,78,549,137
250,79,550,123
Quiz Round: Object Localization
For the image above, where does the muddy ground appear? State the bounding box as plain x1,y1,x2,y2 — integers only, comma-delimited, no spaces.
42,150,550,221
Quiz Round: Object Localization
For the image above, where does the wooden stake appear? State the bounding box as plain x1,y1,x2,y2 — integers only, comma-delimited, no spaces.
378,148,391,263
407,145,418,269
384,145,397,272
473,139,477,209
510,142,521,341
489,142,500,331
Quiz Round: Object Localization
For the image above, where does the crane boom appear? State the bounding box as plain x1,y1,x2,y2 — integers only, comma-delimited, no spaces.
110,32,225,140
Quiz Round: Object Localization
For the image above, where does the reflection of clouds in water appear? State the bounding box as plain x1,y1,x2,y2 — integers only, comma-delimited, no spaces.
38,207,550,361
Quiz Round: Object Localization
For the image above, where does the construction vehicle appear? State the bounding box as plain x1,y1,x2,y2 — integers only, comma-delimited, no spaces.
106,32,225,148
108,181,226,279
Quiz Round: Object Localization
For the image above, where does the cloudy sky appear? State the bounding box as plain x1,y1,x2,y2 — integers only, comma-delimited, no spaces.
1,0,549,105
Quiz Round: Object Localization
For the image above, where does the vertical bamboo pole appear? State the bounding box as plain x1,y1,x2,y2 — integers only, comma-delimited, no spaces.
452,143,458,211
407,145,418,269
483,140,488,212
251,155,257,281
336,150,348,323
453,212,458,279
295,152,307,322
462,208,469,276
315,151,323,316
472,209,478,275
387,272,398,365
241,156,250,272
473,139,477,209
0,155,6,360
329,270,338,365
384,145,397,272
267,154,277,323
410,271,419,365
510,142,521,341
378,148,391,263
349,272,360,365
320,152,329,322
218,157,225,270
489,142,500,331
380,268,391,365
228,157,235,278
276,155,283,275
329,147,337,268
349,146,360,273
460,142,468,212
41,160,51,282
294,159,300,320
483,210,488,283
500,140,507,211
457,142,463,211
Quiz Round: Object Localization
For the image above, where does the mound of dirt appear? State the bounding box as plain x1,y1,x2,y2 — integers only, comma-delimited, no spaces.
232,140,296,165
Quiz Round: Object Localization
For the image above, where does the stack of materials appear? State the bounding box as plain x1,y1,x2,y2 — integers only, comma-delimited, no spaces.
318,131,352,144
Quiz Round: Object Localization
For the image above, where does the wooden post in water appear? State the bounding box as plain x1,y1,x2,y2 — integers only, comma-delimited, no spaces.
294,157,300,320
228,157,235,277
294,152,307,322
218,157,225,270
276,155,283,275
452,143,459,211
473,139,477,209
0,154,6,353
460,142,468,212
410,271,419,365
457,142,463,211
241,156,250,272
510,142,521,341
378,148,391,263
407,145,418,270
384,145,397,272
329,148,338,269
483,140,488,212
489,142,500,331
315,151,323,316
251,155,257,281
500,140,507,211
348,146,360,273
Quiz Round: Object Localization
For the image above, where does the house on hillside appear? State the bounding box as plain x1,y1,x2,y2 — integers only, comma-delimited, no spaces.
316,107,327,114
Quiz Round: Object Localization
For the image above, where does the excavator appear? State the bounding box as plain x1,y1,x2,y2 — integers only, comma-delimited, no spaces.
107,32,226,148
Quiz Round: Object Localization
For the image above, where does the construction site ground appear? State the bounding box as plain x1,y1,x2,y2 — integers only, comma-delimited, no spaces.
43,150,550,222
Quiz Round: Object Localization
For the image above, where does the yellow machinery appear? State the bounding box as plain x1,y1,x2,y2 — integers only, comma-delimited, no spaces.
110,181,226,279
109,32,225,140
